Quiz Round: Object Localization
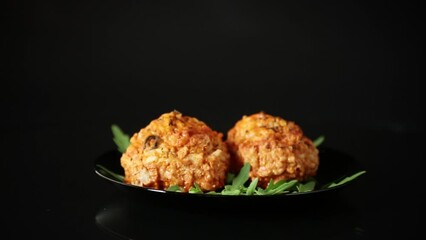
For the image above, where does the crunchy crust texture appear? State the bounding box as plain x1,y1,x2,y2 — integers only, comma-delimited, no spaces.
120,110,230,192
226,112,319,188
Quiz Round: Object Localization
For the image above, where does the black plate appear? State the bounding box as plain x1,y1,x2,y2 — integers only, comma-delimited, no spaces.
94,147,365,210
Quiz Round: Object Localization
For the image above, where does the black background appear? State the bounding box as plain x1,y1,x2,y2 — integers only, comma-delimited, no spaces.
2,0,425,239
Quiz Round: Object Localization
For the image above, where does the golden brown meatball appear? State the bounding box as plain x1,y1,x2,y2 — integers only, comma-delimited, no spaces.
226,112,319,188
120,110,230,192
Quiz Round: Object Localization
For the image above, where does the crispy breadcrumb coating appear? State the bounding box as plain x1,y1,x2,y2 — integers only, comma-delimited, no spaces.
120,110,230,192
226,112,319,188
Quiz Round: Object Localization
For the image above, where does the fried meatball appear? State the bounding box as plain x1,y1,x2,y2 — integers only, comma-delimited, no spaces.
120,110,230,192
226,112,319,188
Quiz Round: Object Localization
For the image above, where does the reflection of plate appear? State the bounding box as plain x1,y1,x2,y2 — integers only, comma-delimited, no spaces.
95,191,365,240
94,147,365,209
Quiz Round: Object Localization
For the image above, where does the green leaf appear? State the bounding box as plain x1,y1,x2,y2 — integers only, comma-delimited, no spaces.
111,124,130,153
296,179,316,192
265,179,277,191
96,164,124,182
264,180,298,195
206,191,221,195
230,162,251,190
221,189,241,195
189,183,203,194
166,185,181,192
226,172,235,184
324,171,367,189
246,178,258,195
255,187,267,195
313,135,325,147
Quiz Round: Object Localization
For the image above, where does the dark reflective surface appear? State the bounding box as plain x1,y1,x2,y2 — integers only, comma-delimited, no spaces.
95,191,365,240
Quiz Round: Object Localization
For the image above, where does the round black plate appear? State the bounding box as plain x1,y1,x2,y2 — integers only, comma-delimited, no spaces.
94,147,365,210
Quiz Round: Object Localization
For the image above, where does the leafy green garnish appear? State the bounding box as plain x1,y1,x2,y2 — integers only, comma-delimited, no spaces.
323,171,367,189
166,185,181,192
220,162,251,195
230,163,250,190
111,124,130,153
296,179,316,192
226,172,235,184
246,178,258,195
313,135,325,147
206,191,221,195
255,179,298,195
189,183,203,194
221,188,242,195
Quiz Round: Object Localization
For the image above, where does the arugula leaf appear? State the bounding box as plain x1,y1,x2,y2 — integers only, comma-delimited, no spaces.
111,124,130,153
296,179,316,192
96,164,125,182
226,172,235,184
313,135,325,147
206,191,221,195
167,185,181,192
220,163,251,195
221,185,241,195
254,179,298,195
266,180,298,195
230,162,251,190
322,170,366,189
189,183,203,194
254,187,267,195
246,178,258,195
265,179,278,191
221,189,241,195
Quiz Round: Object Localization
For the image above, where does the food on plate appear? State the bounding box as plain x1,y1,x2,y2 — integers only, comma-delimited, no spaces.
120,110,230,192
226,112,319,188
